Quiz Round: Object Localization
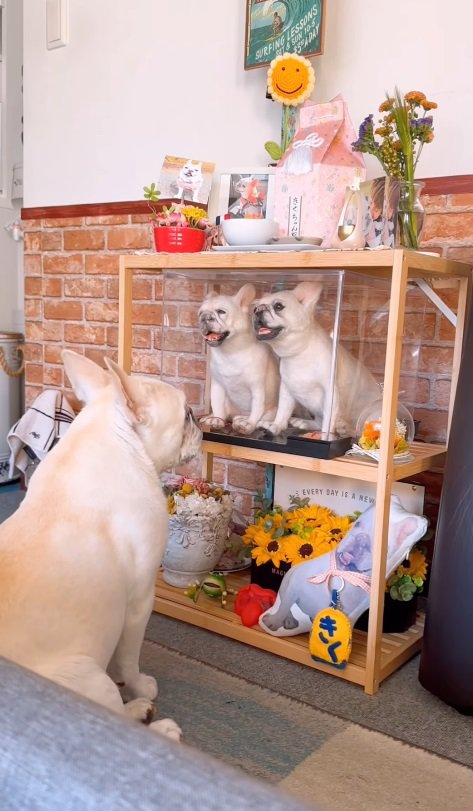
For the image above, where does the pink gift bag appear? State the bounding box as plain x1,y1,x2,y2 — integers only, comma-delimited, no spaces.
273,95,366,245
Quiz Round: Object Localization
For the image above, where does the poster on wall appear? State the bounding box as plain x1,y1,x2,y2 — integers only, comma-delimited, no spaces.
244,0,325,70
273,467,425,517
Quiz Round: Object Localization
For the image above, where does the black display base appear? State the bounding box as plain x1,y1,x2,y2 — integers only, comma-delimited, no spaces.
202,427,352,460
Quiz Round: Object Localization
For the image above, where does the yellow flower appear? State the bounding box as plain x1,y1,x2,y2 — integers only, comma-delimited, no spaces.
327,515,353,541
267,52,315,106
401,548,428,581
251,536,287,568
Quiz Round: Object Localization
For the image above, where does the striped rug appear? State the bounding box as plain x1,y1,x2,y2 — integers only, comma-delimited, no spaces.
140,640,473,810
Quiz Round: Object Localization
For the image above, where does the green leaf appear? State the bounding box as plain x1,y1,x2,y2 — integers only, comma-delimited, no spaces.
143,182,161,202
264,140,283,161
273,526,285,538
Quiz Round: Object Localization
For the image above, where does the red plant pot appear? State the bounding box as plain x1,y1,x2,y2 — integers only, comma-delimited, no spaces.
153,226,206,253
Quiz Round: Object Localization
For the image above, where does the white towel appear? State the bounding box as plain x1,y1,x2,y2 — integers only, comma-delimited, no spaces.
7,390,76,478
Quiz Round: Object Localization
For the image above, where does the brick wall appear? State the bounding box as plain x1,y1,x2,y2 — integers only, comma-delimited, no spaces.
21,191,473,520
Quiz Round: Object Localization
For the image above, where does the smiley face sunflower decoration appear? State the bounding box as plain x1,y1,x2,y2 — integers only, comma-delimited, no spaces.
265,52,315,162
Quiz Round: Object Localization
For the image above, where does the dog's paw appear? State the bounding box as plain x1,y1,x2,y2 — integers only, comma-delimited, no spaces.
199,415,225,430
289,417,318,431
333,419,351,437
257,420,286,436
149,717,182,742
232,416,256,435
132,673,158,701
124,697,155,724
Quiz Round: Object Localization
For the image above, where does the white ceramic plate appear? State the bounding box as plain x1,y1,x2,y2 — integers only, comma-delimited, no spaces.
212,243,323,253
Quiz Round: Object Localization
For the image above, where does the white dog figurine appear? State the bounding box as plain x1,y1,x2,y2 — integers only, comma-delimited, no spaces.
253,281,380,436
0,351,202,740
176,159,203,202
199,283,280,435
259,497,427,636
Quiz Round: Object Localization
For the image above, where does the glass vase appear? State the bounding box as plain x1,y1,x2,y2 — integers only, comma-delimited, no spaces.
395,180,425,250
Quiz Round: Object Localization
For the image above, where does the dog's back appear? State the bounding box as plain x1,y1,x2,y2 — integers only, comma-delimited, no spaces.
0,384,167,669
0,351,201,738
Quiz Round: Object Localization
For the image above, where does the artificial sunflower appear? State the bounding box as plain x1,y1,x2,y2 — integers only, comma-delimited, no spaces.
267,52,315,107
264,52,315,161
327,515,354,541
251,534,287,568
398,548,428,581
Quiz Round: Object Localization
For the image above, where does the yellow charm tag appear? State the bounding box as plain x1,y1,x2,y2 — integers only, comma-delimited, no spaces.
309,606,352,670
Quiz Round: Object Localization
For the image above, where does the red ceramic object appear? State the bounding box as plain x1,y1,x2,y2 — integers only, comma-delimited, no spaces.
153,226,205,253
234,584,277,627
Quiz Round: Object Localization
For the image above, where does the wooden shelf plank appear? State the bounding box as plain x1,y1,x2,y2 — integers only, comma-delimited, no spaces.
153,571,421,689
120,249,471,277
202,440,447,481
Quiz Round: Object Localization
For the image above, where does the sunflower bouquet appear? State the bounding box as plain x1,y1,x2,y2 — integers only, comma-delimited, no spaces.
243,495,355,568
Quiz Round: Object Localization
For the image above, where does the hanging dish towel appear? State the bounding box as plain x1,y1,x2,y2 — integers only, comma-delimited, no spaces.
7,390,75,478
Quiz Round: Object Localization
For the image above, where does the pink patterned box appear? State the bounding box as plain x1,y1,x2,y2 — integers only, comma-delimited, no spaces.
273,95,366,246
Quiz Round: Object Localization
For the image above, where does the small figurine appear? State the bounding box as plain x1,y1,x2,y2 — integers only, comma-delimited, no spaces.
185,572,236,609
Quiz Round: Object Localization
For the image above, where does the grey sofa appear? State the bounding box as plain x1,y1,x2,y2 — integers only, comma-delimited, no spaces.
0,658,314,810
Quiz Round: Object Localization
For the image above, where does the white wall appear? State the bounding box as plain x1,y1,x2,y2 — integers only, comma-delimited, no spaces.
23,0,473,207
0,0,23,333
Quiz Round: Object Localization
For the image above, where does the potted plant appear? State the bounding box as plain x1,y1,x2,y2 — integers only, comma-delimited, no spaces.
242,495,355,591
355,545,428,633
143,183,210,252
161,476,233,587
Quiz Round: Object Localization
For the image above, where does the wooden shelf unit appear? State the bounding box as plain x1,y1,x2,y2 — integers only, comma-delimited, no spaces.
118,248,471,694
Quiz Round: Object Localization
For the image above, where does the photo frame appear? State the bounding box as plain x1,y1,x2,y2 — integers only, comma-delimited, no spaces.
157,155,215,206
244,0,325,71
214,168,275,220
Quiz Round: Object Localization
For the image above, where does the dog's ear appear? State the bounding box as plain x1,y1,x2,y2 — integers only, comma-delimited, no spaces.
62,350,110,404
234,283,256,311
104,358,144,424
293,282,323,308
204,290,219,300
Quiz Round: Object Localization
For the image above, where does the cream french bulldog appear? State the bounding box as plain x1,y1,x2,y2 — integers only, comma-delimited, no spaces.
199,283,280,434
252,281,380,436
0,351,202,741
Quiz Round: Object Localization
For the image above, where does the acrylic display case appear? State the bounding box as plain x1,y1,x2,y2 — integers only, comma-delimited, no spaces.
117,249,471,694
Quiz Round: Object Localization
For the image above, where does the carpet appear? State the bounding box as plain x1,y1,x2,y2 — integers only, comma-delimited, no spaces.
140,639,473,810
147,613,473,769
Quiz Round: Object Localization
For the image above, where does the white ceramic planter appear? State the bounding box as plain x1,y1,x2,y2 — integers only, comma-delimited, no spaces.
162,497,233,587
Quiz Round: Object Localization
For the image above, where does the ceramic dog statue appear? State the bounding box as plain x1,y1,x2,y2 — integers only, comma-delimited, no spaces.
259,497,427,636
253,281,380,436
199,283,280,435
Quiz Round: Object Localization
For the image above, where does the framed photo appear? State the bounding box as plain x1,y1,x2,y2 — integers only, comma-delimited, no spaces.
244,0,325,71
215,168,275,220
157,155,215,206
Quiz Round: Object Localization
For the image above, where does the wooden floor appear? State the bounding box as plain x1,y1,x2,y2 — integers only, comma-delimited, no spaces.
154,569,424,689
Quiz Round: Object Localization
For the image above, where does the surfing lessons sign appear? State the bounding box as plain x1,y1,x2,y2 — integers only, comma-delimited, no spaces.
244,0,325,70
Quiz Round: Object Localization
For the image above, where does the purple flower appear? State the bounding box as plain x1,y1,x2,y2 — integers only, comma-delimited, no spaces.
410,116,433,130
352,114,375,151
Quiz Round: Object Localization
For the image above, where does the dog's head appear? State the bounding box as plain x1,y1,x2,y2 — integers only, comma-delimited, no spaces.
198,283,256,348
252,282,323,347
180,160,202,183
62,351,201,473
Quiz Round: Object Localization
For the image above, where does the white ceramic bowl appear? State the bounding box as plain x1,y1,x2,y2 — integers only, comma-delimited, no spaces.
222,218,277,246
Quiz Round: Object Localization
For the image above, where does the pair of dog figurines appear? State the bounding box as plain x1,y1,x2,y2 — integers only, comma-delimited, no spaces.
198,282,380,437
